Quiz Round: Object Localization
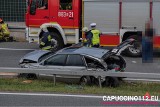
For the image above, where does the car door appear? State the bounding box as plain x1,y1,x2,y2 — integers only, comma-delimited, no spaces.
63,54,86,82
39,54,86,83
38,54,67,75
57,0,74,27
28,0,50,26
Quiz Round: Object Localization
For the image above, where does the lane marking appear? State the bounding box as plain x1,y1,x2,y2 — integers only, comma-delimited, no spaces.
0,48,35,51
0,92,160,102
124,78,160,82
0,92,103,99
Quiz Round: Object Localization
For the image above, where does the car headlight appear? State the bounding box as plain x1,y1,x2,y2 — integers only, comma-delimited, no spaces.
19,58,24,64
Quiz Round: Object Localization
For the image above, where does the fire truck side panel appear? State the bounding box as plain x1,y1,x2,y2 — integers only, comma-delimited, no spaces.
73,0,82,28
55,0,81,28
57,1,74,28
122,2,150,32
29,7,50,27
84,1,120,46
122,2,149,31
49,0,58,24
153,2,160,36
153,2,160,48
84,1,119,33
100,35,120,46
25,0,160,49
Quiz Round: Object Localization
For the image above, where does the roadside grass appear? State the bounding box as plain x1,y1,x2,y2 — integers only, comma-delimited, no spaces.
0,78,160,96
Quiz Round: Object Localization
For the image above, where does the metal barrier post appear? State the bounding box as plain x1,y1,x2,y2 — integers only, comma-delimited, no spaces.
53,74,56,86
98,76,102,88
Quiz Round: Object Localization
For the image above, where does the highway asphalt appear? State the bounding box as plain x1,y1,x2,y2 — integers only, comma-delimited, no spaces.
0,42,160,106
0,42,160,73
0,92,159,106
0,92,103,106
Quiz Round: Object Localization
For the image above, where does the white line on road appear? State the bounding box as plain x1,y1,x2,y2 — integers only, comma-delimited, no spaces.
0,92,103,99
124,78,160,82
0,48,35,51
0,92,160,102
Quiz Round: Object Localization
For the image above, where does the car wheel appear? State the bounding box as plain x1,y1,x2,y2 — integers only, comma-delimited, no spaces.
50,32,64,52
79,76,91,86
104,77,120,87
90,76,99,86
125,35,141,57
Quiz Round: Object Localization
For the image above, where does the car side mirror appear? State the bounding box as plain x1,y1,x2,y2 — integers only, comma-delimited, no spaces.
43,60,49,65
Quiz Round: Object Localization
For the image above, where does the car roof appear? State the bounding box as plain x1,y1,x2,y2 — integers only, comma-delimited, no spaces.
57,47,109,58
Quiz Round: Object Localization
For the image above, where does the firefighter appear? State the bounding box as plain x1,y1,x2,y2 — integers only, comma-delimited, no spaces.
39,25,52,50
82,27,91,47
87,23,101,48
0,18,10,41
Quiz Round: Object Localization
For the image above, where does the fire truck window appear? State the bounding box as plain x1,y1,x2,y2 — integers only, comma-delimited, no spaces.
30,0,37,15
60,0,72,10
37,0,48,10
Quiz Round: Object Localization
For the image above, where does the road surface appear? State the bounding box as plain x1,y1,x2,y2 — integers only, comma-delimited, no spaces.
0,42,159,73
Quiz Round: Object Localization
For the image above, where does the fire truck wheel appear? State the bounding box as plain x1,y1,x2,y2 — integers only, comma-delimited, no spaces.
125,36,141,57
50,32,64,51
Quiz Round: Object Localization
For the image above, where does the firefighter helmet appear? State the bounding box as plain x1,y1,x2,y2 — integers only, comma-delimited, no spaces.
40,25,48,32
82,27,88,32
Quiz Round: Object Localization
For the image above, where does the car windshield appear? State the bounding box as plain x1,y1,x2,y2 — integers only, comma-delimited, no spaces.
38,52,53,62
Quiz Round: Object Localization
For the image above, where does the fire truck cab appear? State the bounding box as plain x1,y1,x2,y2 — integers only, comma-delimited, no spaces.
25,0,160,57
26,0,82,50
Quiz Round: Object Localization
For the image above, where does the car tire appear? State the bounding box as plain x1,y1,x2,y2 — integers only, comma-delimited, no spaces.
50,32,64,52
125,35,141,57
79,76,91,86
104,77,120,87
90,76,99,86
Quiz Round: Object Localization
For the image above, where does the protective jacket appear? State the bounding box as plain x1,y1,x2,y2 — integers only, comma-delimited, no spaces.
0,23,10,41
1,23,10,36
91,29,100,45
40,32,52,50
86,29,100,47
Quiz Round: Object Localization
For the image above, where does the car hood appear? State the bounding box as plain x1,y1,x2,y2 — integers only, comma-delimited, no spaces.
19,50,51,64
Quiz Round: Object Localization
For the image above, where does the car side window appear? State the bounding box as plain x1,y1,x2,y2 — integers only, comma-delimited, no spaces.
44,54,67,66
66,55,84,66
84,57,104,69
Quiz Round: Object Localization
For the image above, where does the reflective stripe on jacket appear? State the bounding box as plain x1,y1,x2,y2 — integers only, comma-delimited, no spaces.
40,32,52,50
42,46,52,50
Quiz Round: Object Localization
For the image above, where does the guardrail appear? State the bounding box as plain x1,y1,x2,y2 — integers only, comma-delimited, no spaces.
8,26,26,32
1,67,160,88
8,26,26,30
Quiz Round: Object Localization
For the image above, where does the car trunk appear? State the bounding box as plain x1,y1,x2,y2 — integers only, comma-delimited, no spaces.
103,55,126,72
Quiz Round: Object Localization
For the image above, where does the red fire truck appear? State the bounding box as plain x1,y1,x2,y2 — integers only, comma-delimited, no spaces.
25,0,160,57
